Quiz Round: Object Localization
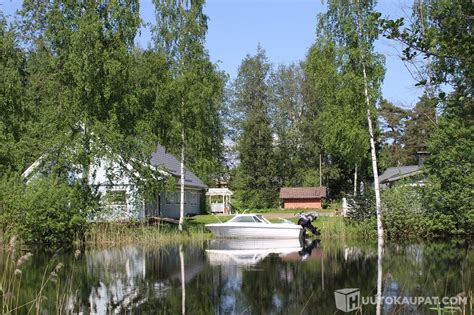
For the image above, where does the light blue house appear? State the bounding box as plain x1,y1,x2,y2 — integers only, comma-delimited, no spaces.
146,144,207,219
22,144,207,221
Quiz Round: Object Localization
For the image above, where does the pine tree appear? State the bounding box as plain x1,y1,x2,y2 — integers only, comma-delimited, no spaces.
232,48,278,209
378,99,409,166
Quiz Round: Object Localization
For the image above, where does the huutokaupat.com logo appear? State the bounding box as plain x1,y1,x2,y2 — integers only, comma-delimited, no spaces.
334,288,468,313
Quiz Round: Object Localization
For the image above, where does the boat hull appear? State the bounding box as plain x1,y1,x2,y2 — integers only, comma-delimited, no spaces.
205,224,302,239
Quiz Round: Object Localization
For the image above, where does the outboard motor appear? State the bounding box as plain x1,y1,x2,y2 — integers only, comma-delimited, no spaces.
296,212,321,237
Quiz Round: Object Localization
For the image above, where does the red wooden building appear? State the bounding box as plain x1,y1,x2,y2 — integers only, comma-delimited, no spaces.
279,187,327,209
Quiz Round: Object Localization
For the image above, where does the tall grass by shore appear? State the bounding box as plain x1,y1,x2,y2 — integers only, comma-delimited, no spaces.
84,221,212,246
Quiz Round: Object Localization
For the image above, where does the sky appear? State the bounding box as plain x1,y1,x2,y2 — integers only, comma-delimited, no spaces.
1,0,423,108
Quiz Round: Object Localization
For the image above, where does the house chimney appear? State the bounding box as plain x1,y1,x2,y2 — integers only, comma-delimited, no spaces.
416,151,429,167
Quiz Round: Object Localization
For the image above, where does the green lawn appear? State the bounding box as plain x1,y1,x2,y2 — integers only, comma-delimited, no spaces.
187,213,359,239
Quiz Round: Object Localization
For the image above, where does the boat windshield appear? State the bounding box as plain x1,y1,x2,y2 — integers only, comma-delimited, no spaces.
255,215,271,224
229,215,270,223
230,216,258,223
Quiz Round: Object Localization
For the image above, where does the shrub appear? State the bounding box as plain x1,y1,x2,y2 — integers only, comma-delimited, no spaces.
20,176,96,246
1,175,97,247
381,184,428,239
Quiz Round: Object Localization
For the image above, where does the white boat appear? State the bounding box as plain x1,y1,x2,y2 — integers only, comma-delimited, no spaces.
205,214,303,239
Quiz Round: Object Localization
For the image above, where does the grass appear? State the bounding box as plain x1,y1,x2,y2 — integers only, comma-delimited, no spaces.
0,236,74,314
85,221,212,246
189,210,374,240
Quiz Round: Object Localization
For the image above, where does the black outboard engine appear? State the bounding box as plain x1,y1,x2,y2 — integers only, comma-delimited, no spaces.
296,212,321,237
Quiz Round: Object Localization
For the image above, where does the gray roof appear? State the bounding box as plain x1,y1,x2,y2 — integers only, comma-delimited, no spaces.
378,165,421,184
150,144,207,189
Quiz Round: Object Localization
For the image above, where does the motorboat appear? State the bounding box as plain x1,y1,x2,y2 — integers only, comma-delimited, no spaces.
205,214,303,239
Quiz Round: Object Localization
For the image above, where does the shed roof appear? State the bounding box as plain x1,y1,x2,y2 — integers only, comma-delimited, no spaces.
378,165,421,184
150,144,207,189
279,187,327,199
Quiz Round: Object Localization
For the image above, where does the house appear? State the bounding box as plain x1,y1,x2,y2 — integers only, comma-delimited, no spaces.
378,152,428,189
146,144,207,219
378,165,424,189
279,187,327,209
22,144,207,221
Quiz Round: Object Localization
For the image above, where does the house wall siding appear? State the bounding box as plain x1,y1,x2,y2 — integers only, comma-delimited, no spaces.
283,198,322,209
155,190,203,219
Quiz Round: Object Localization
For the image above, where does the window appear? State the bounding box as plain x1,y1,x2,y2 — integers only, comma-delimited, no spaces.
105,190,127,206
232,216,256,223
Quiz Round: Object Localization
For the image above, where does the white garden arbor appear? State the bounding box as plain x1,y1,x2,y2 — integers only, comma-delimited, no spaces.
206,188,233,214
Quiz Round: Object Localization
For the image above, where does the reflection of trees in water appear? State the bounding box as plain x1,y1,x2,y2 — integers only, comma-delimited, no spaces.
383,243,472,314
4,242,471,313
235,246,380,315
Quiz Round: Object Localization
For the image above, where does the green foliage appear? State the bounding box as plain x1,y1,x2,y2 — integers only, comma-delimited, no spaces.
423,95,473,236
22,178,94,246
381,184,428,239
303,0,385,196
231,48,278,209
153,0,225,185
379,0,473,237
0,15,31,174
402,95,437,164
347,187,376,222
1,175,95,247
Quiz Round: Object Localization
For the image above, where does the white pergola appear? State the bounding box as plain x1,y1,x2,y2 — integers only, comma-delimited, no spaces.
206,188,233,214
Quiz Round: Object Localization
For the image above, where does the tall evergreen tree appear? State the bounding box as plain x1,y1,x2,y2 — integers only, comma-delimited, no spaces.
269,63,306,187
402,94,437,164
378,99,409,166
232,48,277,209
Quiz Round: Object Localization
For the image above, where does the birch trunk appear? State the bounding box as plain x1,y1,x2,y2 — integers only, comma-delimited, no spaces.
357,10,384,314
356,6,384,242
353,164,358,196
361,60,383,242
179,127,185,231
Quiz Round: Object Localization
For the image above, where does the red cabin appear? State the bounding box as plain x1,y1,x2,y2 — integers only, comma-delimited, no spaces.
279,187,327,209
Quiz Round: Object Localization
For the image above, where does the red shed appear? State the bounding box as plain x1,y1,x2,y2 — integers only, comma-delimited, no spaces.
279,187,327,209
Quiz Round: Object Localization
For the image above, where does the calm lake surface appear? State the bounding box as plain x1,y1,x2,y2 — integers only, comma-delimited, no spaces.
2,239,472,314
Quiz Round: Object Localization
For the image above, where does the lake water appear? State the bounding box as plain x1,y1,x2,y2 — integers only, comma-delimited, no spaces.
2,239,472,314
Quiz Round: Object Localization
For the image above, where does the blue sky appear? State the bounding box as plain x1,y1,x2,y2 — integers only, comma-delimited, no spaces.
1,0,423,108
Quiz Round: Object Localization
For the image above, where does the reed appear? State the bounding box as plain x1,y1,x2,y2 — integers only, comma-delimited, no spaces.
84,221,212,246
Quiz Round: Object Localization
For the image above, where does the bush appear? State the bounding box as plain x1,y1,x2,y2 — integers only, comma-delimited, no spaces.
346,188,376,222
381,184,428,239
1,175,96,247
22,177,96,246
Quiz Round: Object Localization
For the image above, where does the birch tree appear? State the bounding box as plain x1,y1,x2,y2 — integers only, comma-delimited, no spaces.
153,0,225,230
314,0,385,238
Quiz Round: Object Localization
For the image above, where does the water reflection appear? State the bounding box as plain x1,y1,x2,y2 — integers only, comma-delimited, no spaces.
206,238,302,266
3,241,471,314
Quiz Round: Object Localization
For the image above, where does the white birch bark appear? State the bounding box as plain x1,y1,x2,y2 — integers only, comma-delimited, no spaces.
353,164,358,196
357,10,384,315
179,127,185,231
